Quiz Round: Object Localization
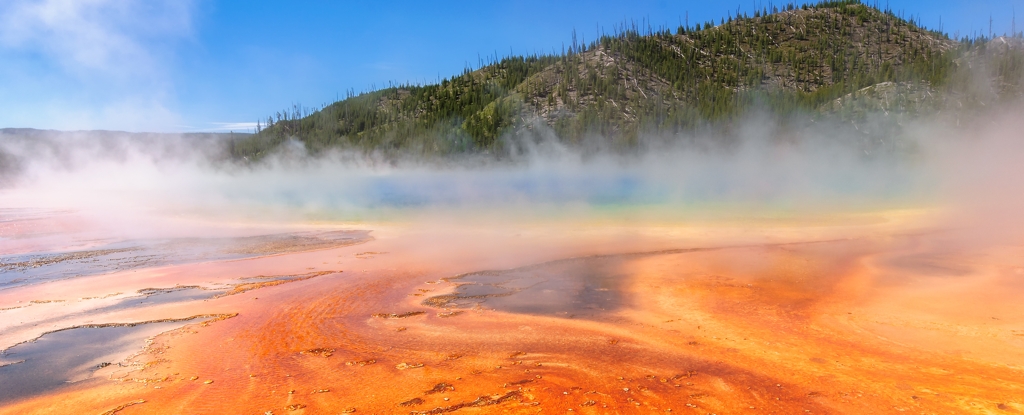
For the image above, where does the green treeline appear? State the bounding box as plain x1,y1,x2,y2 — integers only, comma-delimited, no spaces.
230,0,1024,160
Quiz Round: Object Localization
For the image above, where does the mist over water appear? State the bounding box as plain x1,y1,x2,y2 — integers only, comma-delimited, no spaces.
1,108,1022,237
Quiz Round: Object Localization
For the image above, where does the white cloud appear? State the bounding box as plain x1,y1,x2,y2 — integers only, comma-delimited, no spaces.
0,0,193,79
205,122,259,132
0,0,195,131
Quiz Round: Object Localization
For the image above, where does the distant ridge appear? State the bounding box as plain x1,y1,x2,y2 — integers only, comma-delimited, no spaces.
232,0,1023,159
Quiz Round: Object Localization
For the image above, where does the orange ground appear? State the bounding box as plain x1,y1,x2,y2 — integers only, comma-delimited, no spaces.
2,214,1023,415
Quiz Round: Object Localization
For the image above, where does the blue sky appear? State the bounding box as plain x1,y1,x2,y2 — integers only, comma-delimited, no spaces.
1,0,1021,132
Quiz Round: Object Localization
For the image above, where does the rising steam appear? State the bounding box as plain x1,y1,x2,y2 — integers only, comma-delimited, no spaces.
1,104,1022,242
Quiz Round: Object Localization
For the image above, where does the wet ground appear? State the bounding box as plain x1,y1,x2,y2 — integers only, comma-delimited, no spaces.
0,230,370,290
1,213,1023,414
0,219,370,408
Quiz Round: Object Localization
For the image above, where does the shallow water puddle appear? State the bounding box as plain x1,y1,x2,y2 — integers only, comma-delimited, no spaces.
426,255,635,318
0,318,208,403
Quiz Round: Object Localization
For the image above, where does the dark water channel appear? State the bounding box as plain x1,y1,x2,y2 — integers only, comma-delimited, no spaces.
425,248,713,319
427,255,634,318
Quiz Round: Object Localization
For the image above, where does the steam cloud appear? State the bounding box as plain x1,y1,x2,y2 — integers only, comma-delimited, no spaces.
1,104,1022,245
0,98,1019,251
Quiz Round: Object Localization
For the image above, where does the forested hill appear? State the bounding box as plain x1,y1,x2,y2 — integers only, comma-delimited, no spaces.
231,0,1024,159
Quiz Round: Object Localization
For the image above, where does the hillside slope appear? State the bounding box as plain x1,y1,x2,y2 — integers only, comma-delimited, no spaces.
232,0,1023,159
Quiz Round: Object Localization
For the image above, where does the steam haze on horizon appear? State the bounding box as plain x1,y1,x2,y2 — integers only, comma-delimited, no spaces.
2,107,1024,251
